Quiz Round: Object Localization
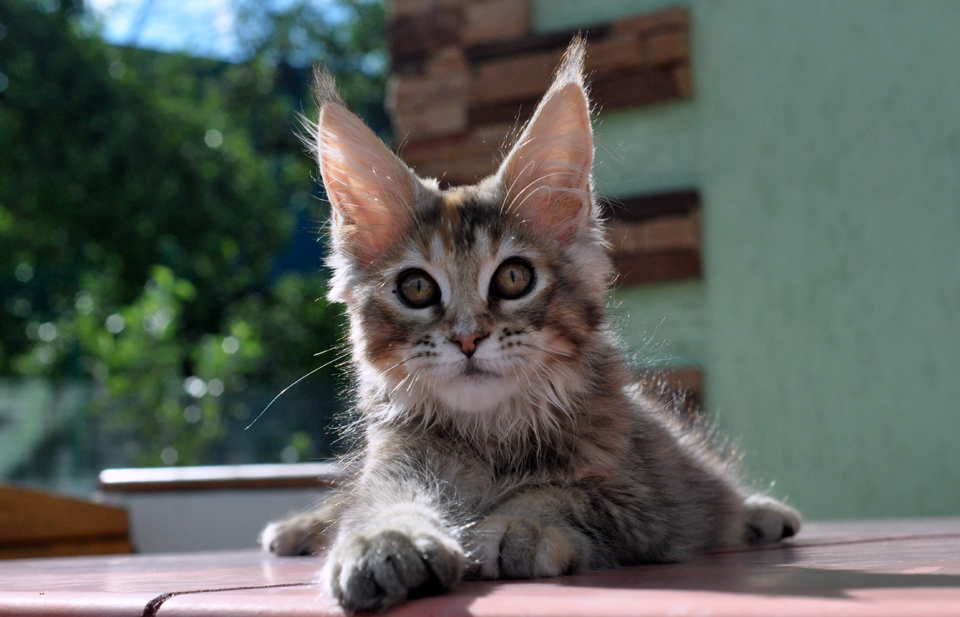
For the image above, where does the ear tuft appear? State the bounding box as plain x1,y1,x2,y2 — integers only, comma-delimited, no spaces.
313,65,346,107
498,37,594,244
550,34,587,96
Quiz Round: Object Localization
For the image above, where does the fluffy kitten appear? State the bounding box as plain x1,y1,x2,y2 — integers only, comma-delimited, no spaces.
262,39,800,612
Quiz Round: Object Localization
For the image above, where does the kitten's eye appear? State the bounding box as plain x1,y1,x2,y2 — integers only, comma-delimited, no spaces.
397,269,440,308
491,259,534,299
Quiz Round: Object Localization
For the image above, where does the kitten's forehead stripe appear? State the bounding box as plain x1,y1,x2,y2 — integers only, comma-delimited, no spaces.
419,188,506,253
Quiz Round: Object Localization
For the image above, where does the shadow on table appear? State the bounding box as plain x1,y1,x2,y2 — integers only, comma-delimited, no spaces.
383,543,960,616
554,557,960,599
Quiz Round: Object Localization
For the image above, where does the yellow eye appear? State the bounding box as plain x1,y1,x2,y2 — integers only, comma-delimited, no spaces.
491,259,534,299
397,269,440,308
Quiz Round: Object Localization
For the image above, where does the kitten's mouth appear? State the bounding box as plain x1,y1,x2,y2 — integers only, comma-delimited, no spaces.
460,361,496,378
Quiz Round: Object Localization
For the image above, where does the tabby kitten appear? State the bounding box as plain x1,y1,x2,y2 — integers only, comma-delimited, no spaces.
262,39,800,612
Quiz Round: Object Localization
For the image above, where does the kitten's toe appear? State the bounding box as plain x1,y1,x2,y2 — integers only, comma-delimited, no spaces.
472,515,586,580
324,529,464,611
743,494,802,544
261,512,334,556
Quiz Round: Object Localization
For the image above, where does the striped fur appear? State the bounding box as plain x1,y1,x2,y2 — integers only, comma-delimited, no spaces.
261,39,800,612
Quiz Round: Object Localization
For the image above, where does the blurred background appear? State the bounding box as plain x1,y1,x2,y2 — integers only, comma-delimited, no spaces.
0,0,387,493
0,0,958,539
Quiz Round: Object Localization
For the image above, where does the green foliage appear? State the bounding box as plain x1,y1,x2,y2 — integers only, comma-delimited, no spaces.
0,0,385,471
233,0,389,133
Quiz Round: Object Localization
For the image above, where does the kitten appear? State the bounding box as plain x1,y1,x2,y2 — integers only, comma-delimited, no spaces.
261,38,800,612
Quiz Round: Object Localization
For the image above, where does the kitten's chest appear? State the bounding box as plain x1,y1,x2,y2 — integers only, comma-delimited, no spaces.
425,437,581,510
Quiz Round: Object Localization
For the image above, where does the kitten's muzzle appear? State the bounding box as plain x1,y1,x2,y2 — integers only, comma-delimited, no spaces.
450,332,489,358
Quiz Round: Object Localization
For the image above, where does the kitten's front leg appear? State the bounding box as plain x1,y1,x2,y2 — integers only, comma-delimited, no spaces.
325,500,465,611
468,488,592,580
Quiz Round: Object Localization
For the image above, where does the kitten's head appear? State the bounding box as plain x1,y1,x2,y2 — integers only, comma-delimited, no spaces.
316,40,612,428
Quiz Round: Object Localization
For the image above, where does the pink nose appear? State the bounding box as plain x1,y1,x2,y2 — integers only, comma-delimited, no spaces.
450,332,488,358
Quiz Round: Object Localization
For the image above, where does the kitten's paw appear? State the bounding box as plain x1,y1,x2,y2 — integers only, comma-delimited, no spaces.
324,529,464,612
743,494,802,544
261,511,334,556
470,515,587,580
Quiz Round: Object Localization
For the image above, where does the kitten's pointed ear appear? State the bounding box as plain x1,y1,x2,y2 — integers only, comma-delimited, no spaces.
498,38,594,244
314,70,416,265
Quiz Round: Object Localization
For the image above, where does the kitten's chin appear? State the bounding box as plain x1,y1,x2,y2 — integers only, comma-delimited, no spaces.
431,373,521,413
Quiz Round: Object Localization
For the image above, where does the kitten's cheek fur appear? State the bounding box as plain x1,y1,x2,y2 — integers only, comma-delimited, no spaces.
470,515,590,580
322,525,465,611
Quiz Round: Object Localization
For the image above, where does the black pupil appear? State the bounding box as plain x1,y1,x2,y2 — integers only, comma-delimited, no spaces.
494,260,532,299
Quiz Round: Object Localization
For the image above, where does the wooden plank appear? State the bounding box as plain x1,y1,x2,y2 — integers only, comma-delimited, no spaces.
390,101,468,140
409,151,499,185
464,26,610,63
390,0,473,19
388,6,463,63
468,66,686,127
462,6,686,64
390,0,472,19
423,45,470,76
389,0,430,19
584,31,647,73
646,30,689,66
402,135,496,165
601,189,700,222
607,211,700,256
636,368,704,415
0,484,129,546
470,49,563,104
399,131,475,153
388,74,468,139
612,6,689,35
395,7,686,70
399,124,513,184
401,125,508,160
0,538,133,560
674,63,693,98
462,0,529,46
468,98,539,126
98,463,342,493
615,249,701,285
590,66,685,109
659,368,703,396
468,20,687,106
389,47,470,139
393,6,692,132
470,122,516,147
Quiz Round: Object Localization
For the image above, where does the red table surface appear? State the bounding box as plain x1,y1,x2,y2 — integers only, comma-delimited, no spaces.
1,517,959,616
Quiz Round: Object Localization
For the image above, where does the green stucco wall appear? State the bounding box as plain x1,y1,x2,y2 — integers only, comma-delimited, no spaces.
594,103,699,199
612,280,706,370
534,1,960,519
